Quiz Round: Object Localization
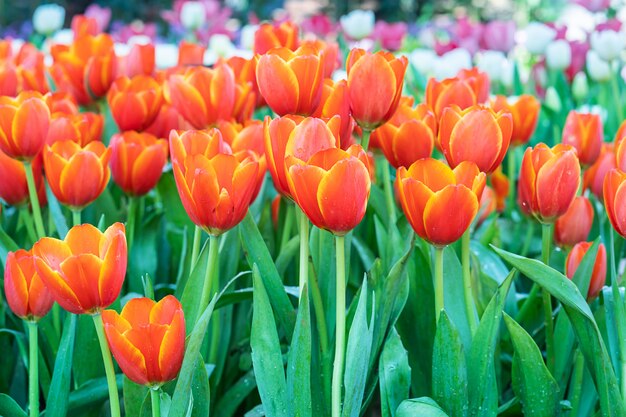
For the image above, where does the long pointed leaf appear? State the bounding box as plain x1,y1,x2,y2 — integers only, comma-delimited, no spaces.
286,285,312,417
45,314,77,417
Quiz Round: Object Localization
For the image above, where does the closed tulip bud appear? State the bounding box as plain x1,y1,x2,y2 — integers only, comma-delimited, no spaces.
312,79,355,150
572,72,589,102
524,22,557,55
165,64,236,129
32,223,127,314
562,111,603,166
180,1,206,30
438,105,512,173
566,242,607,300
346,48,408,130
286,144,371,235
340,9,375,40
603,168,626,237
491,95,540,146
144,104,188,139
544,87,562,113
456,68,491,103
109,132,168,196
47,112,103,146
44,140,111,209
554,196,594,248
103,296,185,386
425,75,480,120
177,41,205,66
108,75,163,132
254,21,299,55
0,150,46,206
33,3,65,36
170,129,259,235
0,92,50,161
4,249,54,321
590,29,624,62
123,43,155,78
397,158,485,246
71,15,99,38
518,143,581,223
371,99,436,168
584,143,615,198
586,50,611,82
545,40,572,70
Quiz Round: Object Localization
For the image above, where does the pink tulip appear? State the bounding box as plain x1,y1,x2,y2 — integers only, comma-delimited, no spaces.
480,21,515,52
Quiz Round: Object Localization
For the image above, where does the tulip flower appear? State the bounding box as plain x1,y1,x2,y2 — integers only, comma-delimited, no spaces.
517,143,581,223
170,129,259,235
256,44,325,117
107,75,163,132
590,29,624,62
524,22,557,55
180,1,206,30
584,143,615,198
0,62,18,97
425,74,480,120
109,131,168,196
396,158,485,246
32,3,65,36
603,168,626,237
301,39,340,78
545,40,572,71
47,112,103,146
122,43,155,78
45,92,79,115
43,140,111,209
0,92,50,161
491,95,540,146
615,136,626,172
477,186,497,226
346,49,407,131
491,166,510,211
71,15,99,38
178,41,205,66
554,196,594,248
254,21,299,54
340,9,375,40
0,150,46,207
144,104,188,139
456,68,491,103
165,64,236,129
561,111,603,166
312,79,355,150
371,99,436,168
102,296,185,386
438,105,512,173
4,249,54,321
566,241,607,300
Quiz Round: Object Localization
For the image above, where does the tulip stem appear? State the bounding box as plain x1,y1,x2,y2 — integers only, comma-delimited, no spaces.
506,147,516,216
381,159,397,226
361,129,371,152
331,235,346,417
28,321,39,417
92,313,121,417
434,246,444,324
281,203,295,251
611,65,624,122
19,207,37,245
23,161,45,238
190,226,202,271
72,209,81,227
150,388,161,417
309,267,331,403
126,197,137,250
200,235,219,323
298,207,309,295
569,349,584,417
541,223,555,373
461,231,478,335
609,228,626,400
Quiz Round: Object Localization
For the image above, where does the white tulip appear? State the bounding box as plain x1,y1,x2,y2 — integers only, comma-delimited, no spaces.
524,22,557,55
155,43,179,69
590,30,624,61
433,48,472,80
409,48,437,76
180,1,206,30
544,87,562,113
587,50,612,82
476,50,507,82
240,24,258,50
340,10,375,40
33,4,65,36
572,72,589,102
545,40,571,70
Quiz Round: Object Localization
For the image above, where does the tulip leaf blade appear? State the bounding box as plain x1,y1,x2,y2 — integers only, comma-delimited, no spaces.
123,377,148,417
45,313,77,417
493,246,625,417
0,393,27,417
0,226,19,267
286,284,312,417
179,237,210,333
45,183,68,239
504,313,560,417
379,328,411,417
396,397,450,417
213,369,257,417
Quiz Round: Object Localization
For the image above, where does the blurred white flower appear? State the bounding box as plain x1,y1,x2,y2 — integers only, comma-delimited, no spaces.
180,1,206,31
114,43,130,57
587,50,612,81
332,69,348,83
545,87,562,113
476,50,508,82
155,43,179,69
500,59,516,88
33,3,65,36
590,29,624,61
127,35,152,47
572,72,589,101
340,10,375,40
240,24,258,50
433,48,472,80
523,22,557,55
51,29,73,45
409,48,437,76
204,34,236,65
545,40,572,70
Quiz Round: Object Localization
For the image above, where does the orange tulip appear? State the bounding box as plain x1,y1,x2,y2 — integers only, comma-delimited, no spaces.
346,49,408,130
490,166,510,212
221,55,262,108
371,98,436,168
554,196,594,248
32,223,126,314
121,43,155,78
4,249,54,320
286,144,371,235
4,42,49,94
256,44,325,117
44,140,111,209
0,61,18,96
615,136,626,172
254,21,299,55
397,158,485,246
604,168,626,237
165,64,236,129
456,68,490,103
425,75,480,120
45,92,79,115
109,131,168,196
301,39,339,78
103,296,185,386
72,15,100,38
178,41,205,66
438,105,512,173
107,75,163,132
517,143,581,223
264,116,340,198
46,112,103,146
0,150,46,206
144,104,189,139
313,79,355,150
491,95,540,146
232,75,256,123
584,143,615,199
566,241,606,300
170,129,259,235
477,186,497,226
562,111,603,166
0,92,50,161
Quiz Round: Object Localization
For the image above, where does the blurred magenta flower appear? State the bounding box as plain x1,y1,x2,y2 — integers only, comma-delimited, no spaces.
480,21,515,52
112,21,158,43
566,40,589,82
85,4,111,33
372,21,407,51
301,13,336,38
572,0,610,12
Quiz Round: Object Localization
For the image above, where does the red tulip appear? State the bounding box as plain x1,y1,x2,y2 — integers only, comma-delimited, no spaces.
4,249,54,320
566,241,606,300
491,95,540,146
584,143,615,199
604,168,626,237
554,196,594,248
0,92,50,161
254,21,299,55
0,150,46,207
562,111,603,166
107,75,163,132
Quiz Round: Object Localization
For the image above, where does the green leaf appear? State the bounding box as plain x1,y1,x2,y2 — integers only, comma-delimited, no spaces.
442,247,472,350
68,375,123,412
0,226,19,267
45,314,77,417
286,285,311,417
72,314,104,385
493,246,625,417
240,212,296,342
179,238,210,333
127,215,159,294
467,271,514,417
432,311,467,417
213,369,256,417
0,393,27,417
379,328,411,417
396,398,450,417
250,264,288,417
275,235,299,276
190,357,210,417
45,184,68,239
504,313,560,416
123,377,148,417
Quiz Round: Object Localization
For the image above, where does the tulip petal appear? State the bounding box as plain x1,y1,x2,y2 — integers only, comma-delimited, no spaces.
120,297,155,327
398,177,432,239
65,223,102,256
287,163,326,228
33,257,82,314
406,158,456,192
391,121,434,168
12,98,49,158
104,323,149,385
257,54,299,116
423,185,478,246
447,109,502,172
59,151,106,207
536,151,581,220
59,254,104,311
158,309,185,382
348,54,396,128
99,229,127,308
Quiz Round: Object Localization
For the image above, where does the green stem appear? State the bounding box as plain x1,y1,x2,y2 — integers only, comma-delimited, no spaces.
331,235,346,417
72,209,81,227
280,203,295,251
609,228,626,400
151,388,161,417
126,197,137,250
361,129,371,152
462,231,478,335
309,267,331,404
611,63,624,122
19,207,37,245
434,246,444,324
190,226,202,271
569,349,584,417
381,159,397,226
541,223,555,373
507,146,516,216
92,313,121,417
199,235,219,322
24,161,45,238
28,321,39,417
298,208,310,295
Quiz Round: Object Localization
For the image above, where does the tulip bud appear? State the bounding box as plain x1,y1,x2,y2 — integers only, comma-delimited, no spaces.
554,196,594,248
524,22,557,55
604,168,626,237
491,95,540,146
33,4,65,36
4,249,54,321
590,29,624,62
586,50,611,82
562,111,603,166
566,242,607,300
545,40,572,70
572,72,589,101
180,1,206,30
544,87,562,113
340,10,375,40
